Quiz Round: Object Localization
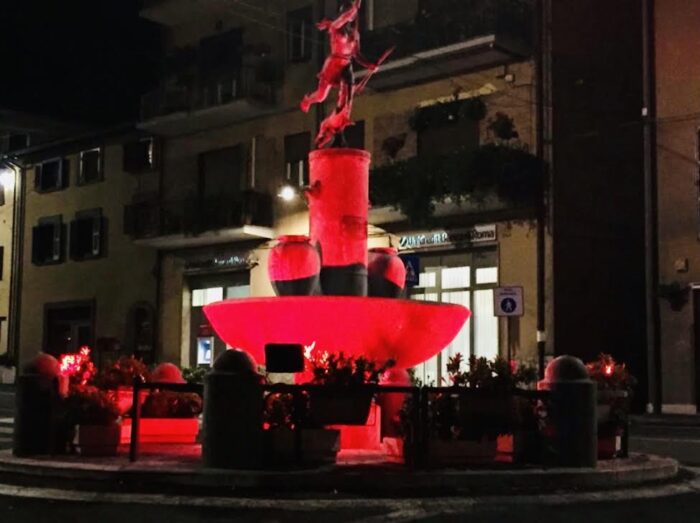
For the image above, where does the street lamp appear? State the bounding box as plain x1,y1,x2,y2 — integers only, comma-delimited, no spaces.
278,184,297,202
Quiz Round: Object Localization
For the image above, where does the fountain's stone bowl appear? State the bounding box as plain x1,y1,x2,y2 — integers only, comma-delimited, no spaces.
204,296,470,368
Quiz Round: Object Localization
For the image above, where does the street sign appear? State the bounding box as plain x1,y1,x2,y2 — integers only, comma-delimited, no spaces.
494,286,524,317
400,254,421,288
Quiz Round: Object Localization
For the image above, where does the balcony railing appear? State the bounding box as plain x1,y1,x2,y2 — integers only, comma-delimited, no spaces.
124,191,273,240
141,62,280,122
363,0,533,62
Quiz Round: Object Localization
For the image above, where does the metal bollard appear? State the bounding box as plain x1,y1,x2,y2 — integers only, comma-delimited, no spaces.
202,350,264,469
538,355,597,468
14,374,61,456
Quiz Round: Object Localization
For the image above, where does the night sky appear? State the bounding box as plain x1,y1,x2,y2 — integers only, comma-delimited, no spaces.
0,0,162,125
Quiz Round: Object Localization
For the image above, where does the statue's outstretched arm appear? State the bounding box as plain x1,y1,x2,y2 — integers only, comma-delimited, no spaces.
331,0,361,30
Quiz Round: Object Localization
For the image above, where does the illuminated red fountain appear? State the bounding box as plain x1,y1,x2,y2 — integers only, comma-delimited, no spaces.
204,0,469,369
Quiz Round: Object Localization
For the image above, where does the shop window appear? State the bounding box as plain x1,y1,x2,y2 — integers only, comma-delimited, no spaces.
287,7,313,62
417,102,480,158
69,209,107,261
284,132,311,186
124,138,157,173
192,288,224,307
78,148,102,185
476,267,498,284
32,215,65,265
34,158,69,193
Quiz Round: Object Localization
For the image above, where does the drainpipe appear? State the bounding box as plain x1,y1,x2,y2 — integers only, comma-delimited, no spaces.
642,0,661,413
534,0,551,378
7,161,25,366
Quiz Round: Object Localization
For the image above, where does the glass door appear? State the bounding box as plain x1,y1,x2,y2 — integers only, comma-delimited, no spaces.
410,249,499,386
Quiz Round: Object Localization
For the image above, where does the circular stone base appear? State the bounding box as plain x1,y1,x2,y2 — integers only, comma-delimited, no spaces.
0,450,679,499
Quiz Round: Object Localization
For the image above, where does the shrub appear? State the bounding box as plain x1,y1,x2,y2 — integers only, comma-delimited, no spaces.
65,385,120,426
141,390,203,418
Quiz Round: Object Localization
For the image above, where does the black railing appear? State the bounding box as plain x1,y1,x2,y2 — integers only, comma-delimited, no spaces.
141,62,281,121
363,0,533,62
124,190,274,239
127,380,556,468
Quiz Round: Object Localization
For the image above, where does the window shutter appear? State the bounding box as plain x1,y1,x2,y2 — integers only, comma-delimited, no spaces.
34,165,42,189
53,224,64,262
31,226,41,264
91,217,103,256
69,220,78,260
61,159,70,189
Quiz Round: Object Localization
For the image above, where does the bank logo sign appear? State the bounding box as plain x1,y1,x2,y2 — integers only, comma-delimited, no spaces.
398,224,497,251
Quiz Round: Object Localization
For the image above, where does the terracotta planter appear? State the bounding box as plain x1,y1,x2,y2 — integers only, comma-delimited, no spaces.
368,247,406,298
268,235,321,296
120,418,200,444
77,423,121,456
307,389,374,426
107,386,146,416
264,427,340,465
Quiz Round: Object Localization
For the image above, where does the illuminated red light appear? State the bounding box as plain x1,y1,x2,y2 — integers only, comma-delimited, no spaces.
204,296,470,368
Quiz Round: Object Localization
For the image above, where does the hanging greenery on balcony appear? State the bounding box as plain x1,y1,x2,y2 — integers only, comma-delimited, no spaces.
409,97,487,131
370,143,544,226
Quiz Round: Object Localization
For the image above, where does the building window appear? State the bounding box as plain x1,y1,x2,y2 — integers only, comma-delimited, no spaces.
32,215,65,265
44,301,94,357
34,158,68,193
410,249,499,386
287,7,313,62
284,132,311,186
78,148,102,185
70,209,106,261
123,138,156,173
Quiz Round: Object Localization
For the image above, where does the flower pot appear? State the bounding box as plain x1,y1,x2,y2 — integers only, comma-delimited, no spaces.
367,247,406,298
268,235,321,296
77,423,121,456
264,427,340,465
307,389,374,426
107,386,146,416
120,417,200,444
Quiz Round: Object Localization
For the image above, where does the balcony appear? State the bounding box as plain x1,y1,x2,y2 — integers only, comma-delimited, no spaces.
124,191,274,249
139,61,282,136
362,0,533,90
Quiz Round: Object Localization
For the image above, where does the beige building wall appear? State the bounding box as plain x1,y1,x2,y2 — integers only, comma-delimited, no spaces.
19,142,158,366
654,0,700,411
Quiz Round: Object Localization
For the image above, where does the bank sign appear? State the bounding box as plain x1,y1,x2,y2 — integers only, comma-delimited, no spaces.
398,224,497,251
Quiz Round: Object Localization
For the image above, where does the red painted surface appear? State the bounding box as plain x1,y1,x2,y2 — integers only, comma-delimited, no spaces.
368,247,406,289
121,418,199,444
331,404,382,450
204,296,470,369
308,148,370,269
268,235,321,281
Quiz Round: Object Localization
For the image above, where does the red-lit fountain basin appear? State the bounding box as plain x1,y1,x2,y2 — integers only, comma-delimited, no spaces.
204,296,470,369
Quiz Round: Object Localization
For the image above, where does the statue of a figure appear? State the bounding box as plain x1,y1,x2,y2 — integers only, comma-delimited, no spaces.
301,0,392,148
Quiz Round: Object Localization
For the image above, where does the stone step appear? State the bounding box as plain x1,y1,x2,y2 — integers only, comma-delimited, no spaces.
630,425,700,439
630,436,700,466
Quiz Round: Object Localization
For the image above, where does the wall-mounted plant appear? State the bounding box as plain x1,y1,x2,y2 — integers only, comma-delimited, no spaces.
409,97,487,132
487,112,519,142
658,281,689,311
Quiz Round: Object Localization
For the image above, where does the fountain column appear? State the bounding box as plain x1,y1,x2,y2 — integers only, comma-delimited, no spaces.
308,148,370,296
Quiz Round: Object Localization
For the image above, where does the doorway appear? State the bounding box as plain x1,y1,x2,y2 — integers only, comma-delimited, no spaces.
43,301,95,356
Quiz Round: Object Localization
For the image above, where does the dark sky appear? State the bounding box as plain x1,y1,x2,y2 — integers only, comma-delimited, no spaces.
0,0,162,125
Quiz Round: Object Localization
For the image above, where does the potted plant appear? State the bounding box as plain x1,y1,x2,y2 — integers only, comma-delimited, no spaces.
65,385,121,456
420,354,538,465
262,392,340,466
122,390,202,444
586,353,636,459
98,355,149,415
304,351,387,426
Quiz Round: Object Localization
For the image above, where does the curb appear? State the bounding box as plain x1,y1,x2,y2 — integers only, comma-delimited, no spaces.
0,451,680,498
0,468,695,512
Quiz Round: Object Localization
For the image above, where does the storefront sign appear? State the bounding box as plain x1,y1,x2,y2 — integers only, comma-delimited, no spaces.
398,224,497,251
185,253,257,273
494,286,524,317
